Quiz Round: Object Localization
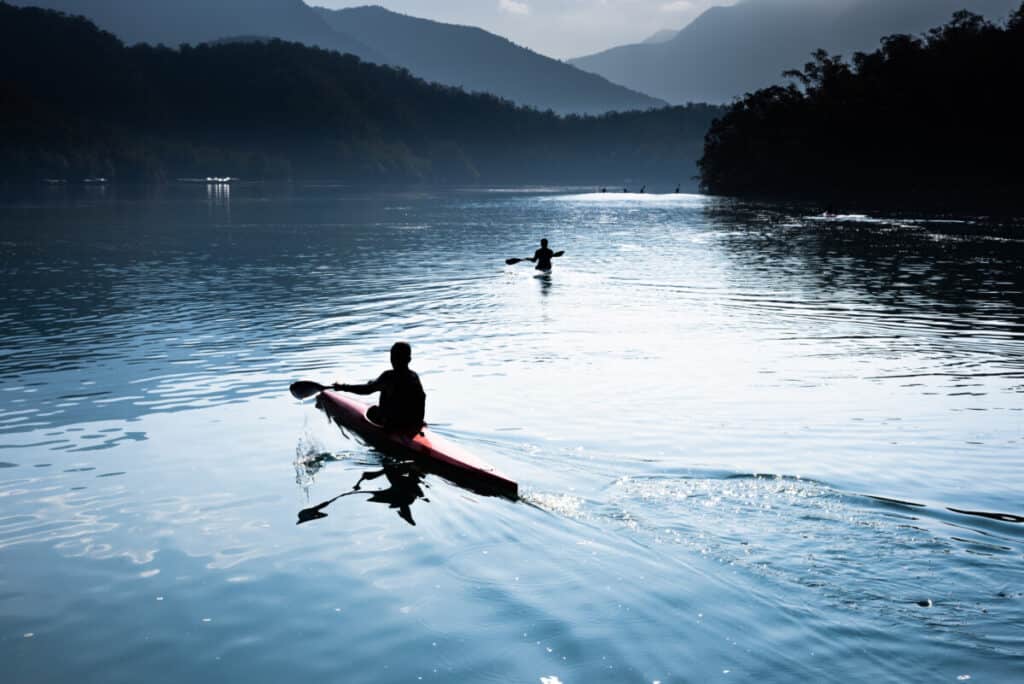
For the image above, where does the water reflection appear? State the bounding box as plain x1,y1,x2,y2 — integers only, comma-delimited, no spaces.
703,200,1024,326
296,459,427,527
695,200,1024,389
3,186,1024,682
536,271,553,296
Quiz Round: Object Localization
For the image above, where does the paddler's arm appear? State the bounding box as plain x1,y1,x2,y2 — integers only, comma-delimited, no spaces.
333,379,382,395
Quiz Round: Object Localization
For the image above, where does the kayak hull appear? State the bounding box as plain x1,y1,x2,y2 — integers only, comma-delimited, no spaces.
317,390,518,500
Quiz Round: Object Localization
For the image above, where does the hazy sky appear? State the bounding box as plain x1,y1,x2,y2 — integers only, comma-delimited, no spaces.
316,0,740,59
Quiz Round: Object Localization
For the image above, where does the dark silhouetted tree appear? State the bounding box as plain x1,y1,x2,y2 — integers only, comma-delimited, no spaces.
699,2,1024,207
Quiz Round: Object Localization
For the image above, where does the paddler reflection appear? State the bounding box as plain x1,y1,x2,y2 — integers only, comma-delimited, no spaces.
296,459,428,527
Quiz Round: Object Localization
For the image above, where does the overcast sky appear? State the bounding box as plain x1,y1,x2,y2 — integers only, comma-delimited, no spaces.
315,0,740,59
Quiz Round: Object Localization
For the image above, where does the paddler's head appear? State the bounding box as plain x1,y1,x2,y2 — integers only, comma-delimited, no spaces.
390,341,412,370
540,239,548,248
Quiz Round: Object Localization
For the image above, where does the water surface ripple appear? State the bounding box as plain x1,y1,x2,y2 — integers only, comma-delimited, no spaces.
1,186,1022,683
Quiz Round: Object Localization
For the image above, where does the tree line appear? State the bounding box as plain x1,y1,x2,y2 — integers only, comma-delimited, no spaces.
698,4,1024,208
0,2,721,184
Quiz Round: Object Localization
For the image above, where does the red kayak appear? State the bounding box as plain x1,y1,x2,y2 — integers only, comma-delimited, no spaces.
316,390,518,500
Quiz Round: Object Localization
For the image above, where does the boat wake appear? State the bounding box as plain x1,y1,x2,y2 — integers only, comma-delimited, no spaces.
520,491,587,519
525,470,1024,656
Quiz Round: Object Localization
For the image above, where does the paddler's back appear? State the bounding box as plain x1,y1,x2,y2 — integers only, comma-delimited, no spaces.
377,368,426,433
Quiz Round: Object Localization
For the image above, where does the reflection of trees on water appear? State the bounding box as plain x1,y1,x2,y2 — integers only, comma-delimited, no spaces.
702,200,1024,339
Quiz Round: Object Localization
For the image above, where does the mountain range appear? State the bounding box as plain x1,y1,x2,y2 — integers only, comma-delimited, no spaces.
0,3,718,184
570,0,1023,104
641,29,680,45
9,0,664,114
13,0,382,60
314,5,664,115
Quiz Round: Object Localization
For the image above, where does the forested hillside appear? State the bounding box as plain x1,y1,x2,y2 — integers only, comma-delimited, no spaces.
0,3,720,184
698,6,1024,206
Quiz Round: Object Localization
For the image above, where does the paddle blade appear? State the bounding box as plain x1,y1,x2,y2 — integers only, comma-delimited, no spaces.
296,491,360,524
505,258,524,265
296,506,329,525
290,380,329,400
553,251,565,257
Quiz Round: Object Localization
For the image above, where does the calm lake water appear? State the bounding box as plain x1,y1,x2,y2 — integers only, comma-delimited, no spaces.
1,184,1022,683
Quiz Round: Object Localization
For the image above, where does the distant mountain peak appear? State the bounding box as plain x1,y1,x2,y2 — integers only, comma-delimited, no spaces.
570,0,1022,104
8,0,383,60
642,29,679,45
12,0,666,114
315,4,666,114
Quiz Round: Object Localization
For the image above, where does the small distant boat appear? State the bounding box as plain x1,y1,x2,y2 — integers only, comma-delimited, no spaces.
82,177,108,184
175,177,237,184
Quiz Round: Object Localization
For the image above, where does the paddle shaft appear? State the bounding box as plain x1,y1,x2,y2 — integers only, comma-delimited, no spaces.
506,250,564,266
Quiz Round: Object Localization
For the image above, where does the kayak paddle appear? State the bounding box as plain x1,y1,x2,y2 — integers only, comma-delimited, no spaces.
290,380,339,400
505,251,564,266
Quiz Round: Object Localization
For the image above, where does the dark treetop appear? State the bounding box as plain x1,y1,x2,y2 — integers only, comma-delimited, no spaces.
697,5,1024,209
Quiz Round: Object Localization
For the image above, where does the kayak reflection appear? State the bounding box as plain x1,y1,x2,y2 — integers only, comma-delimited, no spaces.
296,459,428,527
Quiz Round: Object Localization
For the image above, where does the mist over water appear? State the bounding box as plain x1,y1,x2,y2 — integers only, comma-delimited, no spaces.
1,185,1022,682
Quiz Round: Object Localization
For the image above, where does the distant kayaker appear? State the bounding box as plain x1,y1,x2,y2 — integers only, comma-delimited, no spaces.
530,238,556,271
335,342,425,436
